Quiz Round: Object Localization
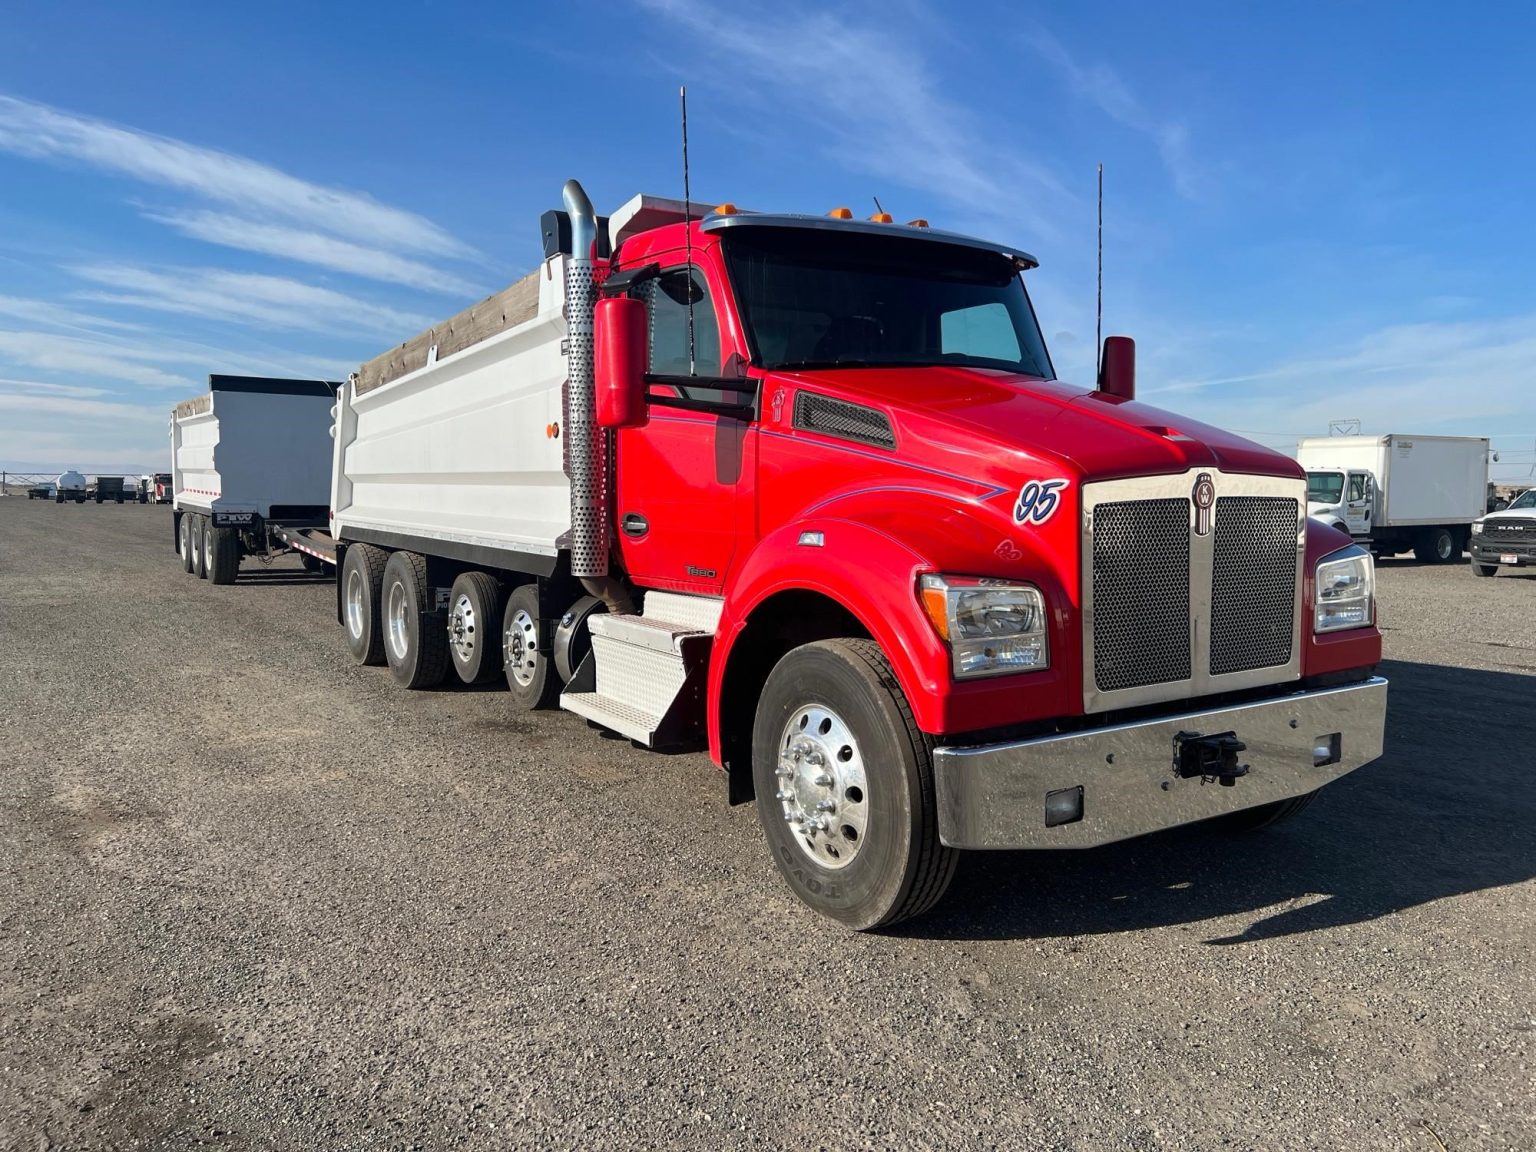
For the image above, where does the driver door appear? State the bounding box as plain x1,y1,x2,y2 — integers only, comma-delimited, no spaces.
1345,471,1373,534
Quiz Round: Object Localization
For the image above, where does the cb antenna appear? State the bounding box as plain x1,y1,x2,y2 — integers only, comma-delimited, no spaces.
681,85,696,377
1096,162,1103,379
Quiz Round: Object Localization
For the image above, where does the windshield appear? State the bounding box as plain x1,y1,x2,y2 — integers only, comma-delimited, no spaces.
1307,472,1344,503
722,228,1054,377
1508,489,1536,511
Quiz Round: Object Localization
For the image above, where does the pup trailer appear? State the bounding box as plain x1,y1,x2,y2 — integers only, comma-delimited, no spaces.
171,375,341,584
328,181,1388,929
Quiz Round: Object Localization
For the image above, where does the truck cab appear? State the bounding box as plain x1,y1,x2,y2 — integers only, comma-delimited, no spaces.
1307,468,1374,536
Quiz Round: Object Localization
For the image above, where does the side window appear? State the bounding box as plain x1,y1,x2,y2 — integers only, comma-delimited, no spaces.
940,302,1021,362
641,268,721,376
1348,474,1367,501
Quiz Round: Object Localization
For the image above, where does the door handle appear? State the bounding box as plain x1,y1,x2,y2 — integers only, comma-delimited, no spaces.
622,513,649,538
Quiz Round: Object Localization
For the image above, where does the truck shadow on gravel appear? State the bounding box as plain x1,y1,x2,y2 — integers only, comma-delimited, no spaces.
914,659,1536,944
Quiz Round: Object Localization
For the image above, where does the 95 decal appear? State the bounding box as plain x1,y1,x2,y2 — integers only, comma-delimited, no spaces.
1012,478,1069,526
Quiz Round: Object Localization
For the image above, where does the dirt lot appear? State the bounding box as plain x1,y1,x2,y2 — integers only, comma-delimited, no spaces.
1,498,1532,1151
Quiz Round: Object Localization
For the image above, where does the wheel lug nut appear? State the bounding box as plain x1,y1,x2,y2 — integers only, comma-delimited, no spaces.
775,790,791,801
816,800,835,812
814,773,833,787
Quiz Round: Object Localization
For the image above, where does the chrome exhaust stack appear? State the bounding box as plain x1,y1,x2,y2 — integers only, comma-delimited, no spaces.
561,179,633,615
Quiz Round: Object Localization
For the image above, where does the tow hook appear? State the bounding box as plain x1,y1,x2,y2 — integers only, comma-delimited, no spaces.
1173,730,1250,787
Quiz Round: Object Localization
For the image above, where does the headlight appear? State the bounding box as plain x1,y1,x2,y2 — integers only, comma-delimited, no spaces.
919,574,1049,678
1471,521,1483,535
1314,545,1374,633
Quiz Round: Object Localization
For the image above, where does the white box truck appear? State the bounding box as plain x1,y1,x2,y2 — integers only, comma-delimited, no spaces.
171,375,341,583
1297,434,1491,562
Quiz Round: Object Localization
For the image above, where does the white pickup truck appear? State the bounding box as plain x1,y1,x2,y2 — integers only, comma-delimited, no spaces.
1470,488,1536,577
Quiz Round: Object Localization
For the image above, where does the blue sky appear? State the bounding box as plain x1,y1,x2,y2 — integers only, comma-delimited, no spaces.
1,0,1533,480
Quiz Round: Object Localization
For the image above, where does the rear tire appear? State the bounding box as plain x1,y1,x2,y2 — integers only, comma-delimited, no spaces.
341,544,388,666
178,515,195,573
381,550,448,689
502,584,559,709
300,552,323,574
751,638,957,931
1472,560,1498,578
1215,788,1321,831
1414,527,1456,564
447,571,504,685
207,525,240,584
193,516,209,579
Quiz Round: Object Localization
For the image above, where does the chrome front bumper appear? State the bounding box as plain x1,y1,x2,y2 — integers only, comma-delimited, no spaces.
933,677,1388,849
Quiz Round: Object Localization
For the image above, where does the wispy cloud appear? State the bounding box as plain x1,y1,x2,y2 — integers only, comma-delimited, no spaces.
0,295,143,334
146,209,484,296
1022,27,1204,201
0,94,476,260
0,329,198,390
71,264,430,336
637,0,1073,240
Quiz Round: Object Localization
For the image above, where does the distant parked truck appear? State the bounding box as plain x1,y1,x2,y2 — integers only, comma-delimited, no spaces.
1470,487,1536,576
150,472,173,503
26,481,56,500
1298,434,1491,563
170,375,341,583
93,475,127,504
54,471,87,503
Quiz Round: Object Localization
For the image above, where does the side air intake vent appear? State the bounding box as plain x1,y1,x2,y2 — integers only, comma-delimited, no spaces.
793,392,896,449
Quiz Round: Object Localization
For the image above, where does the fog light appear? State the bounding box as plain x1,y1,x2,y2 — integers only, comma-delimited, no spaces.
1313,733,1341,767
1044,786,1084,828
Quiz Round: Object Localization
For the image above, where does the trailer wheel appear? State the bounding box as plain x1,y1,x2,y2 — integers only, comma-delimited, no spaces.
382,550,448,689
191,516,209,579
1215,787,1321,831
300,552,323,574
94,492,102,504
341,543,388,665
1414,527,1456,564
56,492,64,504
115,494,123,505
178,514,195,573
502,584,559,709
751,639,958,931
445,571,504,686
207,524,240,584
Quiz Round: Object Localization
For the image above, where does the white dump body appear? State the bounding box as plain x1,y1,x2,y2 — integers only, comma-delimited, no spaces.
171,377,337,518
331,258,571,564
1297,434,1489,527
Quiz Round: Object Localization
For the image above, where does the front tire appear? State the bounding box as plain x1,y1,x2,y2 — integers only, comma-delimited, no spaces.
502,584,559,709
341,544,388,665
447,571,504,685
751,639,957,931
1472,560,1498,578
381,550,448,689
1215,788,1321,831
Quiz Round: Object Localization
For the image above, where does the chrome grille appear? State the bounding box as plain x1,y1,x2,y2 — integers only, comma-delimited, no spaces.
1091,498,1190,692
1210,497,1299,676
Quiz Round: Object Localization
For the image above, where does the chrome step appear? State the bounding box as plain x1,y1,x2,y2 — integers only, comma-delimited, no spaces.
558,591,720,747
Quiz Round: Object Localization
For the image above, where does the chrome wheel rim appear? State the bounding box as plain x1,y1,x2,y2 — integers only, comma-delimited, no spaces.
775,703,869,870
1437,533,1453,560
504,607,538,687
345,568,365,639
448,592,479,665
386,581,410,661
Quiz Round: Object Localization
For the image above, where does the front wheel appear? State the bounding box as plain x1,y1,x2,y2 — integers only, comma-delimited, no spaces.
751,639,957,931
1214,788,1321,831
1472,560,1498,578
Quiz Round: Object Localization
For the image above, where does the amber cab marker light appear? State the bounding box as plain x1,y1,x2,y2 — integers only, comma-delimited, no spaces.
869,212,893,223
906,218,930,228
828,207,853,219
714,202,739,215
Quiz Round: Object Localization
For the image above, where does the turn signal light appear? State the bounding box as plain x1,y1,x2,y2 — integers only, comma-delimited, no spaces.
828,207,853,219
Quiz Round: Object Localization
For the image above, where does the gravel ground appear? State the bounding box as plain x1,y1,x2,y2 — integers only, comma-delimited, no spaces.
1,499,1532,1151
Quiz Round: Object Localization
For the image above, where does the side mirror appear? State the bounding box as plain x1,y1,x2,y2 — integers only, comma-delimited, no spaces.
1098,335,1136,401
594,296,648,429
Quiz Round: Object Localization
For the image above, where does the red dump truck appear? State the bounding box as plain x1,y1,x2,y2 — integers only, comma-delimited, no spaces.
326,182,1388,929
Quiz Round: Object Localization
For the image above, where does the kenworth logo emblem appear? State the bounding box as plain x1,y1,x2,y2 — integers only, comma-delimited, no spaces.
1192,473,1216,536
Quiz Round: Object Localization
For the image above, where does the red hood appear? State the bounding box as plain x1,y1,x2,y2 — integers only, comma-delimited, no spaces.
776,366,1300,483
